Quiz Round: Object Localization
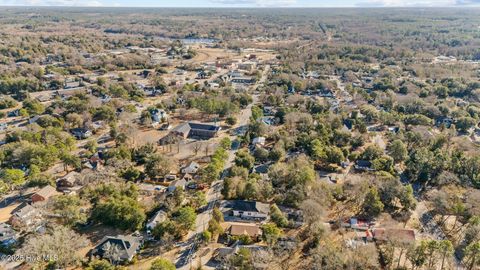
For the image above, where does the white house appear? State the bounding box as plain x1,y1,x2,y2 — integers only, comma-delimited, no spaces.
146,210,167,230
252,137,266,146
228,201,270,220
181,161,200,174
167,179,187,193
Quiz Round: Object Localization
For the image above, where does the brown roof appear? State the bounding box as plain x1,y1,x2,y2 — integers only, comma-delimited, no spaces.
33,185,58,200
229,223,262,238
373,228,415,243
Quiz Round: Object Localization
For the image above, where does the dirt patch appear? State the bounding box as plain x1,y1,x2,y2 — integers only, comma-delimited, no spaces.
0,203,21,223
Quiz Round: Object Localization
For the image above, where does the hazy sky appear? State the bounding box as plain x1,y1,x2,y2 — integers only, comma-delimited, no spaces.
0,0,479,7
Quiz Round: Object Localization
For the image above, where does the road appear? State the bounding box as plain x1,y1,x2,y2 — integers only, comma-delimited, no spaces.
175,66,268,269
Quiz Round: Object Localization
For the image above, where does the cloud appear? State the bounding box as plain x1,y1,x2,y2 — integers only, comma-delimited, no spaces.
210,0,297,6
356,0,480,6
0,0,104,6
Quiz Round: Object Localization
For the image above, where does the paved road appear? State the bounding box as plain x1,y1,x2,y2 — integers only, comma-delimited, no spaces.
175,66,268,269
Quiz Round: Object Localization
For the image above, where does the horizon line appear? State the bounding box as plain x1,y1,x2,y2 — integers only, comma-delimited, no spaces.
1,5,479,8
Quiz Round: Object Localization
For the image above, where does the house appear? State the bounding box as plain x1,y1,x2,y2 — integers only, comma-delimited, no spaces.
252,137,266,146
196,70,210,79
0,223,18,246
260,116,277,126
138,183,166,195
159,122,221,144
263,106,277,116
56,171,80,191
146,210,168,230
354,160,375,171
91,235,143,263
237,62,256,71
167,179,187,193
70,128,92,139
9,204,42,230
181,161,200,174
31,185,58,203
372,228,416,244
227,223,262,240
435,117,454,128
151,109,168,123
231,77,255,84
64,80,81,89
225,200,270,220
341,218,375,230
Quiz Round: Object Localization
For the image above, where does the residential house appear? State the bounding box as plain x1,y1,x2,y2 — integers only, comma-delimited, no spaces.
137,183,166,196
70,128,93,140
227,223,262,241
252,137,266,147
31,185,58,203
9,204,42,230
435,117,454,128
0,223,18,246
237,61,257,71
341,218,375,230
225,200,270,220
151,109,168,123
56,171,80,192
181,161,200,174
354,160,375,171
146,210,168,230
64,80,81,89
167,179,187,193
231,77,255,84
91,235,143,263
159,122,221,144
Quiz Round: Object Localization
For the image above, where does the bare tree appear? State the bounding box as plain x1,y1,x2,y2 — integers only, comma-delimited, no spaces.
19,226,89,268
102,241,123,265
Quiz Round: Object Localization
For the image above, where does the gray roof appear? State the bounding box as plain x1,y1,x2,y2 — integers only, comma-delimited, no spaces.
94,235,142,261
13,204,36,219
171,122,191,134
228,200,270,214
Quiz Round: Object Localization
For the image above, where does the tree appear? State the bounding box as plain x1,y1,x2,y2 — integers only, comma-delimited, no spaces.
173,206,197,233
60,152,81,172
438,240,454,270
102,241,123,265
208,218,224,237
91,196,146,231
226,116,237,126
362,187,384,218
120,167,142,182
191,191,207,209
270,204,288,227
150,258,175,270
235,150,255,169
132,143,157,164
464,242,480,270
406,241,428,270
85,259,123,270
251,105,263,121
52,195,86,226
0,168,25,190
145,153,175,180
261,223,282,246
456,117,477,133
360,145,383,161
213,207,224,222
388,139,408,163
19,226,89,268
23,98,45,115
228,247,253,270
201,230,212,243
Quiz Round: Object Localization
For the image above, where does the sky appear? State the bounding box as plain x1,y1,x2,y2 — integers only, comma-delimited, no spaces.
0,0,480,7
